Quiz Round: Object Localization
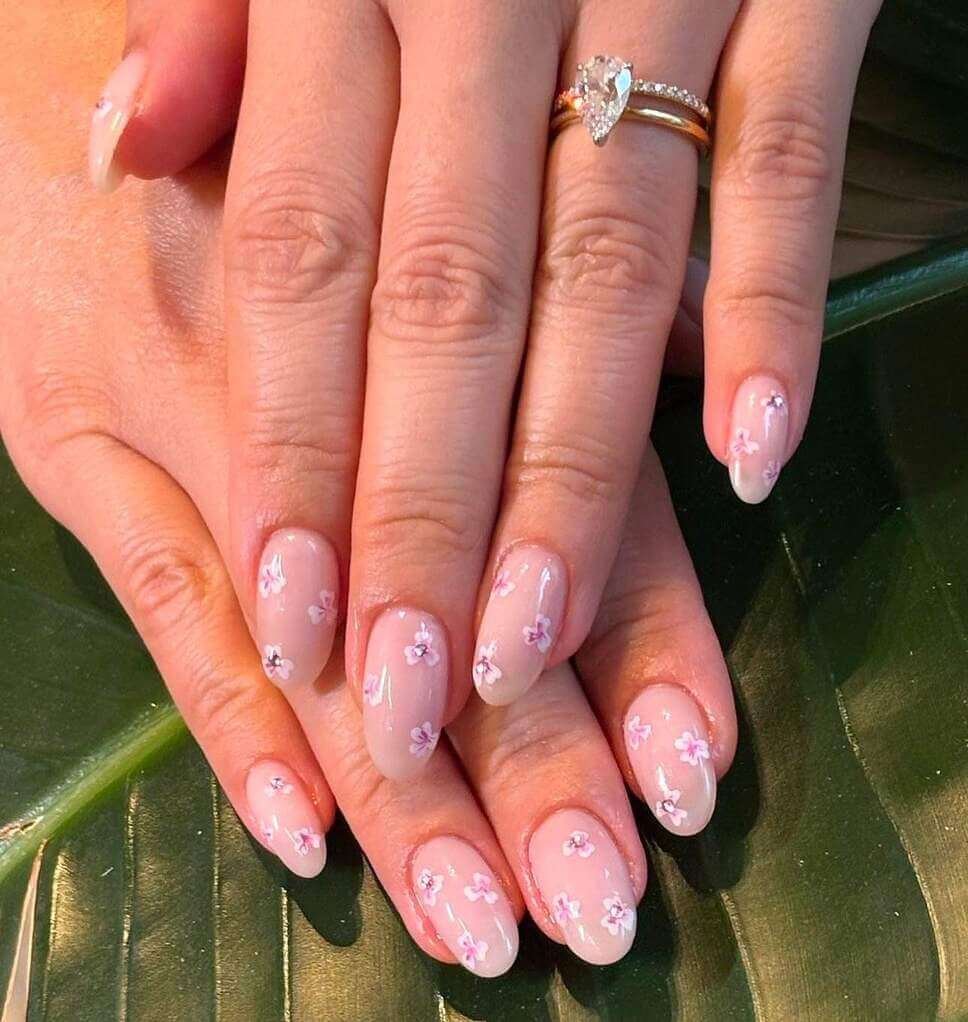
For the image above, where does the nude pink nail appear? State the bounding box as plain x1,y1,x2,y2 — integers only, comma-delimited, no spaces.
362,608,448,780
528,809,636,965
257,529,339,689
727,374,790,503
624,684,716,837
246,760,326,878
88,51,148,193
412,836,518,977
473,546,567,706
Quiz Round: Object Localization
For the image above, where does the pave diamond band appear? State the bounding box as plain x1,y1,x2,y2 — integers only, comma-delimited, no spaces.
552,56,711,149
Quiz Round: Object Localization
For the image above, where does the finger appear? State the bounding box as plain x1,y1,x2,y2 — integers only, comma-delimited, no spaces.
349,4,561,777
576,444,737,836
288,654,523,977
88,0,247,192
40,433,335,878
225,1,397,691
703,0,881,502
449,664,647,966
471,1,739,708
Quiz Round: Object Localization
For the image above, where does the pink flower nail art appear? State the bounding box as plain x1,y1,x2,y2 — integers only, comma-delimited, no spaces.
457,930,489,970
655,786,688,827
492,569,516,597
522,613,553,654
763,459,780,484
259,553,287,598
464,872,499,904
761,390,788,433
417,868,443,906
674,729,710,766
260,818,276,843
552,892,581,925
404,623,441,667
472,641,503,688
363,671,385,707
308,589,336,625
263,644,294,682
288,826,323,856
730,428,760,457
409,721,440,759
264,775,294,798
625,714,652,751
600,895,635,937
562,830,596,858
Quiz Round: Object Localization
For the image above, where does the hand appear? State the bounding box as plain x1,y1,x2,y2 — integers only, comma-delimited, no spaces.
2,7,736,969
86,0,882,778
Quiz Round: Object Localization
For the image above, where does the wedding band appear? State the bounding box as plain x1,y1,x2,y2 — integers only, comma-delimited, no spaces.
552,56,711,150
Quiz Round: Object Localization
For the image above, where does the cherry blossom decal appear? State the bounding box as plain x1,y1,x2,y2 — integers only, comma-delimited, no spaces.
258,553,286,598
417,868,443,907
288,826,322,856
457,929,489,970
263,644,294,682
409,721,440,759
763,459,780,485
523,613,553,654
655,787,688,827
473,641,503,687
562,830,596,858
308,589,336,625
265,775,293,798
492,569,516,597
404,623,441,667
363,671,386,707
463,872,499,905
260,818,276,843
552,892,581,925
600,894,634,936
625,714,652,751
674,729,710,767
730,428,760,457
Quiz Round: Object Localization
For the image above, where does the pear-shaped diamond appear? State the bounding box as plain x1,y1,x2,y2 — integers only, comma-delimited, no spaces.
577,56,632,146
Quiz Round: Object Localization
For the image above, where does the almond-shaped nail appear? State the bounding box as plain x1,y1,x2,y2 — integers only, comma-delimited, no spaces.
727,374,790,503
473,546,566,706
257,529,339,688
412,837,518,977
88,51,148,193
529,809,636,965
363,608,448,780
246,760,326,878
624,684,716,836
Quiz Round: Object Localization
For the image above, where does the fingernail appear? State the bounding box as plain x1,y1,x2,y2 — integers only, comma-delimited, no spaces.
727,374,790,504
245,760,326,878
362,608,448,780
88,51,148,193
624,684,716,836
257,529,339,688
528,809,636,965
412,836,518,977
473,546,567,706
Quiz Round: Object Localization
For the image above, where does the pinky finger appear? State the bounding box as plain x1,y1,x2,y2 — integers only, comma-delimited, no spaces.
45,433,334,877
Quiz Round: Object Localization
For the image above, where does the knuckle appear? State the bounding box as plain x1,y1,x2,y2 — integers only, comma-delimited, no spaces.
722,92,833,202
226,169,374,306
510,429,629,508
538,199,680,312
710,252,819,332
371,227,516,350
190,662,267,745
116,528,214,637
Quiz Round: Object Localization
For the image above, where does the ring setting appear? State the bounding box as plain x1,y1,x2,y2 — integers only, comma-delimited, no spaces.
553,56,711,152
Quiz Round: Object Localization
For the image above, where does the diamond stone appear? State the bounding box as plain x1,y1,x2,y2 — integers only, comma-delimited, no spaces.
576,56,632,146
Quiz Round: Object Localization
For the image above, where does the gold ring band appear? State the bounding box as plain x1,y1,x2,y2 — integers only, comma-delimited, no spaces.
551,104,711,155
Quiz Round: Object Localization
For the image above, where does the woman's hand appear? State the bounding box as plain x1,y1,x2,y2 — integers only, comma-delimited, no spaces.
3,2,736,969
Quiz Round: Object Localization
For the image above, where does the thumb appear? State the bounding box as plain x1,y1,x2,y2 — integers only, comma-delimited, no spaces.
88,0,248,192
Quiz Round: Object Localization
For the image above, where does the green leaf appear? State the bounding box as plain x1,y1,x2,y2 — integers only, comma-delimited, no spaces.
2,234,966,1019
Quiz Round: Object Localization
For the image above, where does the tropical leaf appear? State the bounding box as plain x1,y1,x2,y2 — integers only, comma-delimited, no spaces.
1,233,966,1020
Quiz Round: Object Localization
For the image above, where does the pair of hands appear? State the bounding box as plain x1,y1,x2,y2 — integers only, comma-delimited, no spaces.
88,0,881,786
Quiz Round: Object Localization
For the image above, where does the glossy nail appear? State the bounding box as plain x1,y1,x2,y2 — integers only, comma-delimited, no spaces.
473,546,567,706
624,684,716,836
257,529,339,688
412,836,518,977
529,809,636,965
727,374,790,503
88,51,148,193
362,608,448,780
246,760,326,878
